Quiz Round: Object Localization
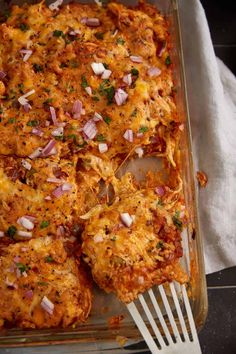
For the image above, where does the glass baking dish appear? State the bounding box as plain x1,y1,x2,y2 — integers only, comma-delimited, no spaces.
0,0,208,350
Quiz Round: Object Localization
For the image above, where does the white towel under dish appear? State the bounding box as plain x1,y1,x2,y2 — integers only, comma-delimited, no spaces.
178,0,236,274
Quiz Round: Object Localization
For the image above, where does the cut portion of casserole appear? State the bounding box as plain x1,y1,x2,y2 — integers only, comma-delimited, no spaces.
0,236,92,328
82,183,188,303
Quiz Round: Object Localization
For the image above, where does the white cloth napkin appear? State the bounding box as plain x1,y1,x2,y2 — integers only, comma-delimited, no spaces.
178,0,236,274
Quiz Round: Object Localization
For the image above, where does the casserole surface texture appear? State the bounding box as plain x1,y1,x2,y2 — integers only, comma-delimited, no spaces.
0,0,188,327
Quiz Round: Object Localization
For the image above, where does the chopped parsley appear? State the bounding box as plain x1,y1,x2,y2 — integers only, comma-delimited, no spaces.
99,80,115,104
33,63,43,73
92,96,100,101
43,98,53,107
116,38,125,45
53,30,64,37
27,120,39,127
45,256,54,263
103,63,109,69
139,126,148,133
7,225,17,238
172,215,183,231
69,60,79,69
165,56,171,66
110,236,117,241
8,117,16,124
131,68,139,76
19,23,29,32
18,83,24,94
104,116,111,125
131,108,138,117
96,134,106,142
40,220,49,229
95,32,104,40
38,281,48,286
81,75,88,88
156,240,164,249
16,262,30,274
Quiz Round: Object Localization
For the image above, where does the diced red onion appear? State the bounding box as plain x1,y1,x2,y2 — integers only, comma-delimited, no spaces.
20,49,32,62
47,177,65,184
137,132,144,138
115,88,128,106
94,234,104,243
155,186,165,196
49,0,63,11
52,183,72,198
5,277,17,289
16,268,21,278
94,0,102,6
22,271,28,278
21,247,28,252
85,86,92,96
123,74,132,86
138,276,144,284
57,225,65,236
91,62,105,75
72,99,82,119
17,216,34,230
45,195,52,201
93,112,103,122
25,290,33,299
101,69,112,79
82,18,100,27
135,147,144,158
130,55,143,63
123,129,133,143
24,215,36,222
23,103,32,112
28,147,43,159
41,296,54,315
51,126,63,137
147,67,161,77
45,120,50,127
61,183,72,191
13,256,20,263
83,119,97,140
69,29,81,35
17,230,32,238
179,124,184,131
120,212,133,227
18,89,35,106
157,42,166,57
49,106,57,125
41,140,57,157
32,128,43,137
0,71,6,79
21,159,32,170
98,143,108,153
0,231,4,237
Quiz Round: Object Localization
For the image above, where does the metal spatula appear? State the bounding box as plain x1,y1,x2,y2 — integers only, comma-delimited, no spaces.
127,282,202,354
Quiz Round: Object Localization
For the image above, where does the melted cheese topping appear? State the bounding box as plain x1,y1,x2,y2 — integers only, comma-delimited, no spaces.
0,0,187,318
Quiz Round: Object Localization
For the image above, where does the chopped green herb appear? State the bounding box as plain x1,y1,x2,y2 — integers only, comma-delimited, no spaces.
55,135,64,141
16,262,30,274
69,60,79,69
98,80,115,104
104,116,111,125
116,38,125,45
43,98,53,106
172,215,183,231
8,117,16,124
156,240,164,249
26,168,37,178
96,134,106,142
103,63,109,69
139,126,148,133
40,220,49,229
60,62,67,69
27,120,39,127
92,96,100,101
131,68,139,76
19,23,29,32
81,75,88,88
157,200,164,206
43,88,51,93
131,108,138,117
45,256,54,263
53,30,64,37
33,63,43,73
165,56,171,66
95,32,104,40
110,236,117,241
38,281,48,286
18,83,24,94
7,225,17,238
